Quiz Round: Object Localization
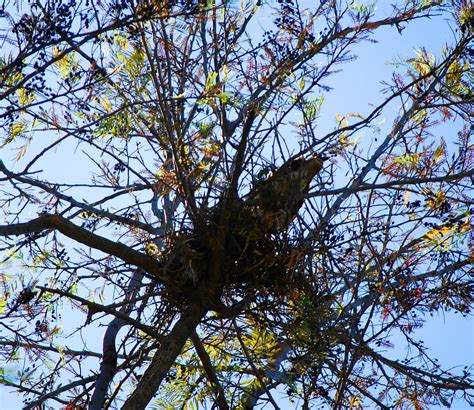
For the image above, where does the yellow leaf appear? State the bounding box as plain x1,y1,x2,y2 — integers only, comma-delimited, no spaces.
101,97,112,112
425,190,447,211
4,120,27,146
299,77,305,91
433,145,445,163
459,217,471,234
222,64,229,82
424,224,457,251
114,33,129,51
347,111,365,120
205,72,218,90
18,88,35,105
403,190,410,206
53,47,77,78
145,243,160,257
349,395,362,407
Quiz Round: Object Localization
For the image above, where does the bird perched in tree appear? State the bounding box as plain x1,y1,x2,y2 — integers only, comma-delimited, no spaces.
244,154,324,232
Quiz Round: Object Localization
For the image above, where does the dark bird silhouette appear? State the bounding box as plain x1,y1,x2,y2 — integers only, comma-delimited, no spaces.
245,154,324,232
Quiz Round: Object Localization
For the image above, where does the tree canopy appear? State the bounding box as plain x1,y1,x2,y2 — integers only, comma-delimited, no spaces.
0,0,473,408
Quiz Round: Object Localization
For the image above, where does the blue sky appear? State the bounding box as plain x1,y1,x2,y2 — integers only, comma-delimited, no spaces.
1,2,472,409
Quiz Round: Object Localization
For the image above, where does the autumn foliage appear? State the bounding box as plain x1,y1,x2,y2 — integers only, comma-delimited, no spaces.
0,1,473,409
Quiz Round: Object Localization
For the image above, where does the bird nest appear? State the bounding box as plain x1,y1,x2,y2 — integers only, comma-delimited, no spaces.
157,154,325,307
158,206,311,306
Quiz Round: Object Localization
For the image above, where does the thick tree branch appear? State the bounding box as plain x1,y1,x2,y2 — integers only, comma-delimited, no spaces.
16,376,98,409
366,346,474,391
0,340,106,359
233,320,281,409
0,161,158,235
310,170,474,198
121,303,209,410
239,342,291,409
316,43,463,229
89,268,146,410
37,284,163,340
190,331,229,409
0,214,168,282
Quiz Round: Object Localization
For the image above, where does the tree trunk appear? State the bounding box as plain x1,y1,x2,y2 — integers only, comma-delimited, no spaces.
121,303,208,410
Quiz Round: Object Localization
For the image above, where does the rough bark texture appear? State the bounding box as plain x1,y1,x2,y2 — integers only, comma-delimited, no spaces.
89,269,145,410
121,303,209,410
0,214,166,280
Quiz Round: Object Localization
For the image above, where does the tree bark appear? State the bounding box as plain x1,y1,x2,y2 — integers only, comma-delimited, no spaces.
121,302,209,410
0,214,167,281
191,331,229,409
89,269,145,410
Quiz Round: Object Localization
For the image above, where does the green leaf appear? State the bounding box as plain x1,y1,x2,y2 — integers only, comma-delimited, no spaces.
299,77,305,91
205,72,218,90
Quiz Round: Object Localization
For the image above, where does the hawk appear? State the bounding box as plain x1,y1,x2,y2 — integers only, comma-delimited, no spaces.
245,154,324,232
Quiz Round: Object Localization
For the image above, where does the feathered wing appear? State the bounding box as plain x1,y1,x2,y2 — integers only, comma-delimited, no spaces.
245,155,324,232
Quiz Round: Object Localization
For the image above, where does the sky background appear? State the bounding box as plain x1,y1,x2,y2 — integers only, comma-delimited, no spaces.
1,1,472,409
